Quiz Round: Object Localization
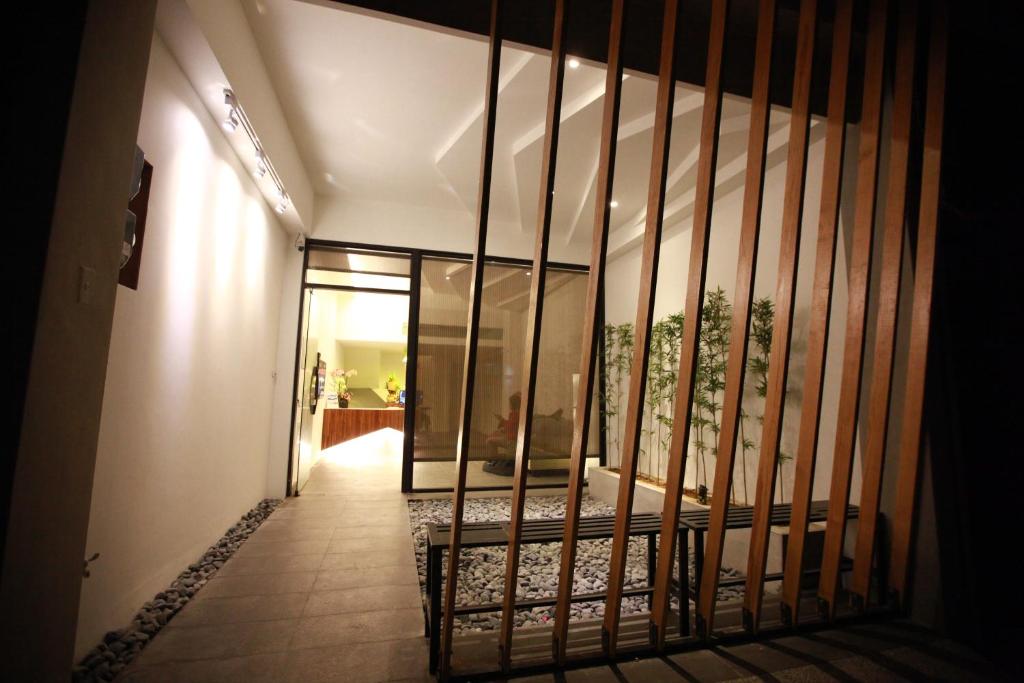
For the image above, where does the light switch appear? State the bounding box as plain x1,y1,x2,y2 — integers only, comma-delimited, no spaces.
79,266,96,304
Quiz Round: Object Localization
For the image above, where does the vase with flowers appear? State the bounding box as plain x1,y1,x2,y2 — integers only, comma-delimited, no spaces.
332,368,357,407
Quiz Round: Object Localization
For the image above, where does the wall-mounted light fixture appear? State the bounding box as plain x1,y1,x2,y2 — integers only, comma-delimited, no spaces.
222,88,290,215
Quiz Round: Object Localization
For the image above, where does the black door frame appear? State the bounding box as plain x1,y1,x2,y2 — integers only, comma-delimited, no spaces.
288,238,605,495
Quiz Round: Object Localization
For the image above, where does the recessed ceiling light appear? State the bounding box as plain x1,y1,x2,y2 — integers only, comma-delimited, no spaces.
610,200,619,208
568,58,581,69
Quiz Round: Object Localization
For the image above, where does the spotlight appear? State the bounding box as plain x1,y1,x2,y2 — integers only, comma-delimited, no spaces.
254,149,267,179
222,108,239,133
568,57,580,69
275,191,290,214
610,200,619,208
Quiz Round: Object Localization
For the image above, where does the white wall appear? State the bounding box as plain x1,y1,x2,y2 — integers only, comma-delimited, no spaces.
603,114,863,505
75,33,289,657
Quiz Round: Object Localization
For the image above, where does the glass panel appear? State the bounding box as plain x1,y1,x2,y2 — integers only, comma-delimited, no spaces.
305,269,410,291
306,246,411,276
412,257,599,490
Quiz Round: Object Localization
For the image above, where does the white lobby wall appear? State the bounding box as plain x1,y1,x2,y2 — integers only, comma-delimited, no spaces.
603,117,863,504
76,33,289,657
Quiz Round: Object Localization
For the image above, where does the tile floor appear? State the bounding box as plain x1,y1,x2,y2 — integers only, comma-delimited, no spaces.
120,432,430,683
118,430,999,682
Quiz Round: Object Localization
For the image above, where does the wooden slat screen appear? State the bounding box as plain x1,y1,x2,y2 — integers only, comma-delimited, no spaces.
888,0,948,610
437,0,949,674
553,0,626,664
694,0,780,638
499,0,569,670
817,0,889,621
740,0,818,632
438,0,503,676
601,0,683,656
779,0,855,627
649,0,730,648
848,0,919,609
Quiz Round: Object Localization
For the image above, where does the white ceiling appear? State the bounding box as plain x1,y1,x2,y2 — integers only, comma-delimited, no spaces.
242,0,792,254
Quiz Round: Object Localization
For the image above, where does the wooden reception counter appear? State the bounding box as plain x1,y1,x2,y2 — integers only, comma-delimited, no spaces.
321,407,404,449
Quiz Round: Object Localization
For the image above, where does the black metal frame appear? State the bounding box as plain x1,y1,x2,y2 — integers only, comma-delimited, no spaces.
286,238,599,496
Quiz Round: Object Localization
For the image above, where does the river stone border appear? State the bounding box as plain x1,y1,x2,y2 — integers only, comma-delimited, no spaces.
406,495,743,634
72,498,281,682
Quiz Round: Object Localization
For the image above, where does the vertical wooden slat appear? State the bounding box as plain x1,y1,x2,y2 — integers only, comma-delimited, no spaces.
849,0,919,608
499,0,568,670
552,0,626,665
817,0,888,621
601,0,682,656
887,0,948,609
649,0,731,648
779,0,854,627
692,0,780,639
741,0,818,632
438,1,503,676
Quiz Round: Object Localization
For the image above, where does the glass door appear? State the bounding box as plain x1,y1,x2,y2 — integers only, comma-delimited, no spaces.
289,287,314,495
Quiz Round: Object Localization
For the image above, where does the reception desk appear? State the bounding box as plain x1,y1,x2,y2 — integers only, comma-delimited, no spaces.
321,407,404,449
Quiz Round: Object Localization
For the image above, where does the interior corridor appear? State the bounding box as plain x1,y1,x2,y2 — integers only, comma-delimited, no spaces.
120,429,428,682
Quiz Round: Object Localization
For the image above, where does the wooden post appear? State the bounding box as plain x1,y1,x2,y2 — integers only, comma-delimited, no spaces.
499,0,568,671
552,0,626,664
601,0,682,657
779,0,854,627
438,1,503,677
740,0,818,633
649,0,731,648
692,0,780,639
817,0,888,621
850,0,919,608
887,0,948,610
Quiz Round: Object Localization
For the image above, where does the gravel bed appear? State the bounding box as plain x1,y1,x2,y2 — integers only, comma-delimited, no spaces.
73,498,282,682
406,496,743,634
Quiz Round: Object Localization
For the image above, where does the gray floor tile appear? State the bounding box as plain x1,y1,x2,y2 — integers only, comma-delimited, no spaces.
291,608,425,650
200,571,317,598
233,539,331,558
283,638,430,682
135,619,298,664
172,593,308,627
217,553,325,577
319,551,415,571
120,651,288,683
313,565,418,591
303,584,423,616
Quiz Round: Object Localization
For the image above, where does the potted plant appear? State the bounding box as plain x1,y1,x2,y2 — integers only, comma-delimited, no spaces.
385,372,401,404
332,368,357,408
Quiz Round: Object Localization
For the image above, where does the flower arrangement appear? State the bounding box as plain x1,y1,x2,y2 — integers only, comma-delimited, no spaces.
385,372,401,404
332,368,357,407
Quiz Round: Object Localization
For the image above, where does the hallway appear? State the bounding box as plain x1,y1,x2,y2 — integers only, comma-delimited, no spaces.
121,429,429,682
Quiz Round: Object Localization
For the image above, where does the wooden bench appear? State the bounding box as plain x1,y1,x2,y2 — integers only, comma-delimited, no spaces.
423,513,677,672
422,501,863,672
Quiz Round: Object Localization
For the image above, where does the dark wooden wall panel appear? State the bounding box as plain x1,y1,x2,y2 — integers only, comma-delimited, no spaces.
320,408,404,449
